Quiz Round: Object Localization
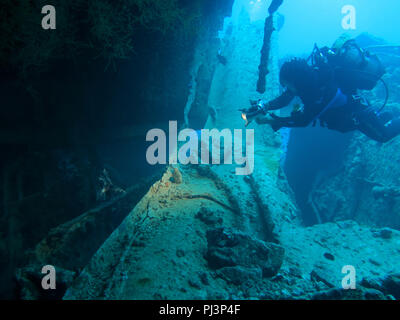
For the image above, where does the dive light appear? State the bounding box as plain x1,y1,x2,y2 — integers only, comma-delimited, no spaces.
240,100,268,127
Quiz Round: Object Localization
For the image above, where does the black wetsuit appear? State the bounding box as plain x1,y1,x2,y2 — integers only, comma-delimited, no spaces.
268,66,400,143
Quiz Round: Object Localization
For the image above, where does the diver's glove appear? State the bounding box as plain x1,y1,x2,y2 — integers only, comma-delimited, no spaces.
269,113,287,131
255,113,285,131
240,99,269,126
270,119,284,132
249,99,269,112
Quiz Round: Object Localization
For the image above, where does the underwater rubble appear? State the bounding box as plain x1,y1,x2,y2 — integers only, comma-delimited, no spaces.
14,171,163,299
18,165,395,300
60,164,292,299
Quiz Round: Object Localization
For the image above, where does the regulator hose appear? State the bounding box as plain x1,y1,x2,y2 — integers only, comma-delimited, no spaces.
378,77,389,113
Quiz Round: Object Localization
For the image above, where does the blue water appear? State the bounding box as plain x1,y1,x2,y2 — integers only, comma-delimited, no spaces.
279,0,400,56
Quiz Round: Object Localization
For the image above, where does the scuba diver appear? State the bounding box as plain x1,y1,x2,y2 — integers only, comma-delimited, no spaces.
242,36,400,143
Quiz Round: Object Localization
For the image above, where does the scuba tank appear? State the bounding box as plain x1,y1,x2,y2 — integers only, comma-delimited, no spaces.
333,39,386,90
309,39,389,112
309,40,385,91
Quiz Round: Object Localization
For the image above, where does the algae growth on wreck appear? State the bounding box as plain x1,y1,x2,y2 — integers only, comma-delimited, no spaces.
1,0,400,303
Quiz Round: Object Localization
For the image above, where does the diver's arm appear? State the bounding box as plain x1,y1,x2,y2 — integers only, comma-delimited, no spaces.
268,110,315,131
266,90,295,111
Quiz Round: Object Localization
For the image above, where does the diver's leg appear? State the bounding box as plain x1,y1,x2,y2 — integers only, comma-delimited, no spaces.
356,110,400,143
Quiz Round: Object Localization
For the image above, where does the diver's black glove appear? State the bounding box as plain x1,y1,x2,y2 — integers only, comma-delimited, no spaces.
269,113,285,131
270,121,284,132
240,100,269,126
249,99,259,108
247,99,269,114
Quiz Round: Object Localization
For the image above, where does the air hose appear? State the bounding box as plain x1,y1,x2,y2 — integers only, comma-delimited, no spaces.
378,77,389,113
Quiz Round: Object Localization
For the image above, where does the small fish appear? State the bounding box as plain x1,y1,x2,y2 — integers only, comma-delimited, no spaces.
217,48,227,65
217,54,227,65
